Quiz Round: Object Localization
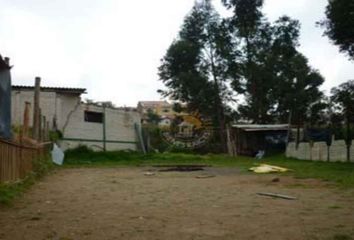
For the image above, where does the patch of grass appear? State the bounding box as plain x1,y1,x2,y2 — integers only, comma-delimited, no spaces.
0,154,53,206
64,146,151,166
64,147,354,188
328,205,342,209
260,155,354,188
0,177,34,205
64,146,253,168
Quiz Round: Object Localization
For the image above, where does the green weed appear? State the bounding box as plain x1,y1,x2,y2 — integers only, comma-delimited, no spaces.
0,154,53,206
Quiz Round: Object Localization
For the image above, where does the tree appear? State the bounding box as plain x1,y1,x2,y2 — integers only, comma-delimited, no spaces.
221,0,264,38
319,0,354,60
221,0,325,125
158,0,235,151
273,53,325,124
307,98,330,127
222,0,307,123
242,16,302,124
146,109,161,125
331,80,354,161
221,0,269,123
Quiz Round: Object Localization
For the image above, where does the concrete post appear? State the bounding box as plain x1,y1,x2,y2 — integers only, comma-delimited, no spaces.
38,108,42,142
42,115,46,142
32,77,41,141
46,121,50,141
23,102,31,137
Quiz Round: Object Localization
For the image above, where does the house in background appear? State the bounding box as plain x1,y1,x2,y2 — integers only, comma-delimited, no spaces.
137,101,176,124
11,85,141,151
137,101,174,116
158,116,173,128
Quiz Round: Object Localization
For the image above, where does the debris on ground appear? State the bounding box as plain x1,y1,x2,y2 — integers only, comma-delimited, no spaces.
255,150,265,159
271,177,280,182
144,172,156,176
51,143,64,165
30,216,41,221
155,165,206,172
195,174,215,179
249,164,290,173
257,192,297,200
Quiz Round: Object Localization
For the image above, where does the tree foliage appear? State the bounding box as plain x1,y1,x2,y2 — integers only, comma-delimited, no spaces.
319,0,354,60
222,0,324,124
331,80,354,120
331,80,354,141
158,0,327,151
159,0,236,150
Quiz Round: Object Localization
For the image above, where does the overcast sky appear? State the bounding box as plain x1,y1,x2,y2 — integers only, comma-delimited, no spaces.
0,0,353,107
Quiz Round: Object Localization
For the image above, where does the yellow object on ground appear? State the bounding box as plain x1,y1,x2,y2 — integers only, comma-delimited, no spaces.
249,164,290,173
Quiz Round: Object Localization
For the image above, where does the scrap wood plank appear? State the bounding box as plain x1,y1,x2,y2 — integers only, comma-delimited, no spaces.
257,192,297,200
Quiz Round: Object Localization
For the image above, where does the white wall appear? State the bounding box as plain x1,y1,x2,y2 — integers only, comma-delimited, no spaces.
286,140,353,162
60,104,141,151
11,90,58,127
11,89,141,151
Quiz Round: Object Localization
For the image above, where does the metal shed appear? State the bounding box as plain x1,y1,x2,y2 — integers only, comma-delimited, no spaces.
231,124,289,156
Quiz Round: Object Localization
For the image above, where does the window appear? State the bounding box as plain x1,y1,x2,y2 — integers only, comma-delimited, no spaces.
84,111,103,123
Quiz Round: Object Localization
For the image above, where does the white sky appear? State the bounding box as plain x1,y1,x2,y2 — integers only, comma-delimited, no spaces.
0,0,353,107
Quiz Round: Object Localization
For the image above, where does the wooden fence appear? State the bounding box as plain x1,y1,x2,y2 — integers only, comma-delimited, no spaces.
0,138,49,183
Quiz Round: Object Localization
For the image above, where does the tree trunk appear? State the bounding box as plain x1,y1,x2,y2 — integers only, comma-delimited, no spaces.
296,124,300,150
208,45,227,153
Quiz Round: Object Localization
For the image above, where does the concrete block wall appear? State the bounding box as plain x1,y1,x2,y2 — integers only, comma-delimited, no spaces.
311,142,328,161
11,89,141,152
11,90,57,127
329,141,350,162
286,140,353,163
61,104,141,151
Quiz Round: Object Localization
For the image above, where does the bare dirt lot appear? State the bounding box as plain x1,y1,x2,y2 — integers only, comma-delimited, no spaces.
1,167,354,240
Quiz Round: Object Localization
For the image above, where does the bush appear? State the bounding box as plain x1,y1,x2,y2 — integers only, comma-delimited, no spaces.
142,125,169,152
64,145,145,165
49,130,63,142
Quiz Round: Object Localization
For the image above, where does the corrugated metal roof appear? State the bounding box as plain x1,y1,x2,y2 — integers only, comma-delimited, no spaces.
232,124,289,132
12,85,86,94
138,101,170,106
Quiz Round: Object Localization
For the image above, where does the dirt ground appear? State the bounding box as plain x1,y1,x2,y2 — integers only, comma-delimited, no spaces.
1,167,354,240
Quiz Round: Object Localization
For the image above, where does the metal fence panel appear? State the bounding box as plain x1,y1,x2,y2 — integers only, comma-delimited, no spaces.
0,61,12,139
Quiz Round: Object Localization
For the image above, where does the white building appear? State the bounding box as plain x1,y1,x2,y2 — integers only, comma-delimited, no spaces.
11,85,141,151
158,116,173,128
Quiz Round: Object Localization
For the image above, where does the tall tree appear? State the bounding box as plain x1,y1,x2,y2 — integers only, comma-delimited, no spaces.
222,0,268,123
222,0,325,125
272,53,324,123
331,80,354,161
158,0,234,151
319,0,354,60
